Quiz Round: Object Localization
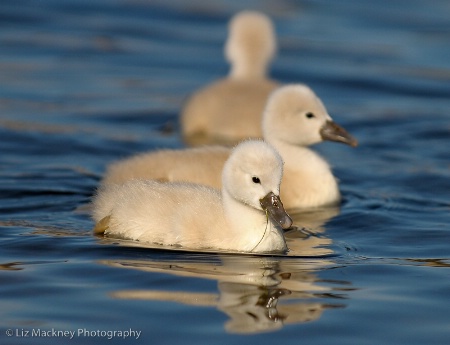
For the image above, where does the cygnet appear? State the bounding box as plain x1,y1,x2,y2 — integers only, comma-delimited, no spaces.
102,84,357,210
181,11,279,143
92,140,292,254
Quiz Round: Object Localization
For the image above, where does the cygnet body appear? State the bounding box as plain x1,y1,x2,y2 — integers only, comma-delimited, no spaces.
102,146,229,187
92,140,292,254
102,84,357,210
181,11,279,142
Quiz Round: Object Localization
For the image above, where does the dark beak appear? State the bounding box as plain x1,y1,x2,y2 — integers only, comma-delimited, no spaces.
320,120,358,147
259,192,293,230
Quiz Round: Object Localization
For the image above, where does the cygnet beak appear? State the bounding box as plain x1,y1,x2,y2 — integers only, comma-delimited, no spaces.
259,192,293,230
320,120,358,147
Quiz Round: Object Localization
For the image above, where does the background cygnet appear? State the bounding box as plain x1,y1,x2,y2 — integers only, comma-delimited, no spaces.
181,11,279,145
102,84,357,210
92,140,292,254
262,85,357,208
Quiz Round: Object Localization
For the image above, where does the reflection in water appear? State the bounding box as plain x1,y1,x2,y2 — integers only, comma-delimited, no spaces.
405,258,450,268
0,262,23,271
288,205,340,232
284,205,340,256
100,232,352,334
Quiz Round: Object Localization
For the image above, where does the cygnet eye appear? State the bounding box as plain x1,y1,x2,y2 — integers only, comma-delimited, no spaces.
305,112,315,119
252,176,261,184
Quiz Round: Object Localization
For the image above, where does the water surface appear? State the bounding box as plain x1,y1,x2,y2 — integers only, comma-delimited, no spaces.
0,1,449,344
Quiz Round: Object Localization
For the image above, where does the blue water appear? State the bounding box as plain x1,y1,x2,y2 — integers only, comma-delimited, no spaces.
1,0,449,344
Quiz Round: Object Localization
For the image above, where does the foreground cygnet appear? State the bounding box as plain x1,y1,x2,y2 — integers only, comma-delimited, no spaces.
102,84,357,209
181,11,279,143
92,140,292,254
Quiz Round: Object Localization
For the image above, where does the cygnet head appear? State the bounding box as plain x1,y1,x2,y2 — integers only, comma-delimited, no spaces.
222,140,292,229
225,11,276,79
263,84,358,147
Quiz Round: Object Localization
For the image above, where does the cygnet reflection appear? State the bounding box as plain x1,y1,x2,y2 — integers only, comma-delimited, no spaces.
100,236,352,334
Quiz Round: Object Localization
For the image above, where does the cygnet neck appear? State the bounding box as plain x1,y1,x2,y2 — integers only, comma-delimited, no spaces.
228,60,268,80
221,187,287,253
222,188,267,233
221,187,269,249
266,135,330,172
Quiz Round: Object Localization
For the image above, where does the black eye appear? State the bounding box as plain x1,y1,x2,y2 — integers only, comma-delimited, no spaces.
305,112,315,119
252,176,261,184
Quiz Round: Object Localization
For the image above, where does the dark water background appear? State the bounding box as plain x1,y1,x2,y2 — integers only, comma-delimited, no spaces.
1,1,449,344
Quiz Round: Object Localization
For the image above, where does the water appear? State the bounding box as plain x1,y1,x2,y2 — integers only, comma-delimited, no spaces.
1,0,449,344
